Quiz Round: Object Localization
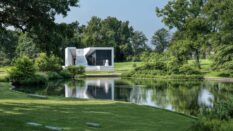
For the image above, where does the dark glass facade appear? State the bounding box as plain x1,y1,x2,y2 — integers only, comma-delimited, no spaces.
86,50,112,66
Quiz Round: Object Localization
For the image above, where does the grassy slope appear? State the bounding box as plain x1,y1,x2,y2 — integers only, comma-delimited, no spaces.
0,66,11,81
188,59,224,77
0,82,195,131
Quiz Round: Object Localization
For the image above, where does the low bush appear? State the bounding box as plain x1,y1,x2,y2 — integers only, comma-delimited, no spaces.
0,76,8,82
179,64,201,75
47,71,63,80
132,63,137,68
8,55,48,85
218,72,231,77
19,74,48,86
36,53,62,72
193,97,233,131
221,61,233,71
59,70,72,79
9,55,36,84
66,65,85,78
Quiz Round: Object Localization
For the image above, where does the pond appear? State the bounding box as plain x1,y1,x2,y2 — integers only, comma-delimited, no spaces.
16,77,233,116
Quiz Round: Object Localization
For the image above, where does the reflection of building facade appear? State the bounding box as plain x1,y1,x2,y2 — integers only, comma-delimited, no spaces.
64,78,215,114
65,78,133,101
65,47,114,71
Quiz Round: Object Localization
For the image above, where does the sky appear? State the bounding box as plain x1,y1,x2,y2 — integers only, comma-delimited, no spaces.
56,0,169,42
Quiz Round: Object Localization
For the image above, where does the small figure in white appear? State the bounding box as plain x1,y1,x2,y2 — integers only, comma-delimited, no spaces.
104,60,109,66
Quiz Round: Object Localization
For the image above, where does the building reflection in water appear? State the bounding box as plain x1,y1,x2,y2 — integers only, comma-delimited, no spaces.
64,78,215,113
65,78,132,101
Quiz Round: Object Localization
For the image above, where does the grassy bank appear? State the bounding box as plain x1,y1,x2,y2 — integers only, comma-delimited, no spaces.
85,62,143,76
0,66,11,82
1,60,232,80
0,82,195,131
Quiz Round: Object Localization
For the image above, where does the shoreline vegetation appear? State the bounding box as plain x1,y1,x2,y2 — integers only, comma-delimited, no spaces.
1,60,233,130
1,60,233,83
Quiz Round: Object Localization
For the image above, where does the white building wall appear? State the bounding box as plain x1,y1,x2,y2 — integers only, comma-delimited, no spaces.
65,48,73,66
65,47,115,71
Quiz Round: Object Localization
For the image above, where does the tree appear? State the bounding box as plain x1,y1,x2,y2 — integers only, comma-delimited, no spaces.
151,28,170,53
81,16,135,62
16,33,40,58
0,0,79,57
0,29,18,65
8,55,36,83
130,31,149,61
0,0,79,32
35,53,62,72
204,0,233,70
156,0,210,69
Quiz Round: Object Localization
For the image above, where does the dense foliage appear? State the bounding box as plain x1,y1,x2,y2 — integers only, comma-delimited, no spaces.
156,0,233,71
35,53,62,72
8,55,46,85
193,97,233,131
66,65,85,78
152,28,170,54
125,52,202,79
80,16,149,61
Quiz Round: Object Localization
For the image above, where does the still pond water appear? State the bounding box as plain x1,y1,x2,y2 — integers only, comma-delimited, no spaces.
17,77,233,116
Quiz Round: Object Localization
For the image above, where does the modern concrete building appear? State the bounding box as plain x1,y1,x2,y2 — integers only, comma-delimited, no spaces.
65,47,114,71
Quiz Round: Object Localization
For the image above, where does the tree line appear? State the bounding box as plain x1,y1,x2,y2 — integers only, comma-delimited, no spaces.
0,0,232,73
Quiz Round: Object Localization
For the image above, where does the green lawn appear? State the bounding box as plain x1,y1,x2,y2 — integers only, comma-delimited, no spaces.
85,62,142,76
0,82,195,131
0,66,11,82
188,59,227,77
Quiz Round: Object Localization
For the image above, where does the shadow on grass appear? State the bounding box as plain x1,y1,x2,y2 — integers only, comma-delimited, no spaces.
0,100,195,131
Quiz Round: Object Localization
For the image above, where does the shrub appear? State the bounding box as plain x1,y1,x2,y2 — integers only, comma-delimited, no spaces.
179,64,201,75
66,65,85,78
35,53,62,72
19,74,47,85
8,55,36,84
166,56,181,74
8,55,48,85
221,61,233,70
194,97,233,131
218,72,231,77
47,71,63,80
132,63,137,68
59,70,72,79
135,62,166,71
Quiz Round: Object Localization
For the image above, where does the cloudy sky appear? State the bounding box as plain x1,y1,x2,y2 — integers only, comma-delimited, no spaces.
56,0,169,42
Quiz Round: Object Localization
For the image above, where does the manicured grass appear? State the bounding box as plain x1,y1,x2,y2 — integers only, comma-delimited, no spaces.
85,62,142,76
0,82,195,131
0,66,11,82
115,62,143,73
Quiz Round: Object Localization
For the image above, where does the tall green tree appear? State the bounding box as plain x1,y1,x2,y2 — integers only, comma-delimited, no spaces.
156,0,209,68
130,31,149,59
0,0,79,57
151,28,170,53
0,0,79,32
204,0,233,70
81,16,135,62
16,33,40,58
0,29,18,65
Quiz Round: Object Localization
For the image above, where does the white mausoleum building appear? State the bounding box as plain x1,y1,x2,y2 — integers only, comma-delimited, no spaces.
65,47,114,71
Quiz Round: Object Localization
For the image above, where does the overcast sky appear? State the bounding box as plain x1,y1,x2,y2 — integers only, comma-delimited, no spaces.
56,0,169,42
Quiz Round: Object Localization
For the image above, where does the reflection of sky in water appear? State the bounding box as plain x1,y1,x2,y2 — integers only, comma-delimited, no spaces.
198,89,214,107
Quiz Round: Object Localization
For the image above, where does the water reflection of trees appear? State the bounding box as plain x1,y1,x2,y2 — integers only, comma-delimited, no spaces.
16,78,233,116
127,79,232,116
